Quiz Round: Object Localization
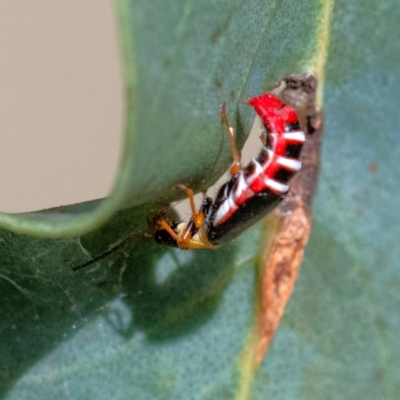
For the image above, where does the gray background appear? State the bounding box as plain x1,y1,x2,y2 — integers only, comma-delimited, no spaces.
0,1,122,212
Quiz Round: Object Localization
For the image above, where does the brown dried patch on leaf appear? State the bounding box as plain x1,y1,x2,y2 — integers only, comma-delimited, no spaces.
256,74,324,363
256,203,311,363
369,161,377,172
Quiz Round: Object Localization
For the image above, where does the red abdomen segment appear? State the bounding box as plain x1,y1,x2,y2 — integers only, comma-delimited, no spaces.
248,93,299,133
211,93,305,229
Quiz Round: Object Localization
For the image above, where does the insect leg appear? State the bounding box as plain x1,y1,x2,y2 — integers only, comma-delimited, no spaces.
221,102,241,175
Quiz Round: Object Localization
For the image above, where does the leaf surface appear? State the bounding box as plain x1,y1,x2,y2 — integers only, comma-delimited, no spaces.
2,0,399,399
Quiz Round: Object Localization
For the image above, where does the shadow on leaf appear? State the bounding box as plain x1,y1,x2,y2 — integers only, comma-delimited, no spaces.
0,229,237,396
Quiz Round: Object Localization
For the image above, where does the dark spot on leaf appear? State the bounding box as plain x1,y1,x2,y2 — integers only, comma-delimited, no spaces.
373,368,384,383
369,161,377,172
210,10,234,43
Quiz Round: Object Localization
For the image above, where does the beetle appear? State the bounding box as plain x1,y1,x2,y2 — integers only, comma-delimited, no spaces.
154,80,306,249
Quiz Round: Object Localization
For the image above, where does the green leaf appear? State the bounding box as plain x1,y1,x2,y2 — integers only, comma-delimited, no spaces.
2,0,399,399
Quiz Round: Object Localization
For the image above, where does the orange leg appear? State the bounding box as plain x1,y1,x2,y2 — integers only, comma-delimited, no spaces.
221,102,241,176
158,216,214,250
159,220,180,242
175,185,215,249
177,184,204,229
